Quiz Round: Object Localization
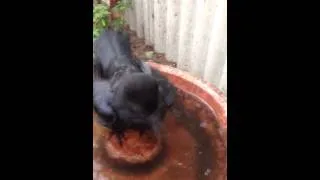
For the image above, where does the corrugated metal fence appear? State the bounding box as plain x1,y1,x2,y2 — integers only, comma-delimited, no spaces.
112,0,227,95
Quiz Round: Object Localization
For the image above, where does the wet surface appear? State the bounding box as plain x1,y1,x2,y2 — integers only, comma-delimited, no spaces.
93,88,226,180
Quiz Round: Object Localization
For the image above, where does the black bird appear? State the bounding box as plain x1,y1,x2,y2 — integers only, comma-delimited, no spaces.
93,30,175,144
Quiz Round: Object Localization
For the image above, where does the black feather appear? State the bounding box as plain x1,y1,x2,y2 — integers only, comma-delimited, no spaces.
93,29,176,143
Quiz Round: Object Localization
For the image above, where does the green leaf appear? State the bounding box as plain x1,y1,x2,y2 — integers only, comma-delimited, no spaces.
93,0,130,33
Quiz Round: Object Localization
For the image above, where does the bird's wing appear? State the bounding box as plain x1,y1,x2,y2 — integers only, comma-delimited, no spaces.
93,30,132,65
93,80,114,116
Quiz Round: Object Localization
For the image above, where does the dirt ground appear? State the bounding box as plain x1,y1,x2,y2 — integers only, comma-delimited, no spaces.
124,26,177,68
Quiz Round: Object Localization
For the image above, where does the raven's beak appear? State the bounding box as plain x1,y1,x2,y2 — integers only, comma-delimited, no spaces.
149,114,162,137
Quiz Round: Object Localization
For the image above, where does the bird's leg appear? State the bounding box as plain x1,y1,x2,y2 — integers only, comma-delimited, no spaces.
115,131,125,146
139,128,145,137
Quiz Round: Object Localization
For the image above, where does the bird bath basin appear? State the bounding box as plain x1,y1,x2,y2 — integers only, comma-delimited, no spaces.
93,62,227,180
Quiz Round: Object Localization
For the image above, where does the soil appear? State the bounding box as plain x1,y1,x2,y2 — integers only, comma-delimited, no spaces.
104,129,162,165
108,130,159,154
124,25,177,68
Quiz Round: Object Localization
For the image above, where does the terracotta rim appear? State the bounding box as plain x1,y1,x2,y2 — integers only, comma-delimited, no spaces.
147,61,227,146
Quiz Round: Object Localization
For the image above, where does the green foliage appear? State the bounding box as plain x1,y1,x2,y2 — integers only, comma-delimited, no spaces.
110,0,132,31
110,16,125,31
93,3,110,39
112,0,132,14
93,0,132,38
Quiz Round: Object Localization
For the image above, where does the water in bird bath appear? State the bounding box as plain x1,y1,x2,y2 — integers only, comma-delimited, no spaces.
93,88,226,180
